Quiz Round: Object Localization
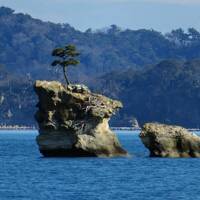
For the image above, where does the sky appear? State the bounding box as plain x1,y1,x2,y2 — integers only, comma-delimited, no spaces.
1,0,200,33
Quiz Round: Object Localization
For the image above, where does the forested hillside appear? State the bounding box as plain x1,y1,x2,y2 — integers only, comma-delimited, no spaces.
93,60,200,128
1,7,200,127
1,7,200,81
0,65,34,125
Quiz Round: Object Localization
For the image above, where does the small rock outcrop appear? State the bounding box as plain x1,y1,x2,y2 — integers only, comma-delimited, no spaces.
34,81,127,157
140,123,200,158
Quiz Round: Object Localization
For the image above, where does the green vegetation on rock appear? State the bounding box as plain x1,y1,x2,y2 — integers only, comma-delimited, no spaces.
51,45,80,85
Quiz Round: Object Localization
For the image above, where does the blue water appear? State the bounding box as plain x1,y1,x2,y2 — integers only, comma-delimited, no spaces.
0,130,200,200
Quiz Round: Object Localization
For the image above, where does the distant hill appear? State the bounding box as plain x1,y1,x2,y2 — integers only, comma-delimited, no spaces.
0,66,35,125
1,7,200,127
2,59,200,128
1,6,200,82
92,60,200,128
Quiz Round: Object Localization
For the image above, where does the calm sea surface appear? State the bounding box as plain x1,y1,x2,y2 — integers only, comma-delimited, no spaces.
0,130,200,200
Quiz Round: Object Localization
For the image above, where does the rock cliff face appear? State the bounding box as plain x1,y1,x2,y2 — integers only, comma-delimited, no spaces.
140,123,200,158
34,80,127,157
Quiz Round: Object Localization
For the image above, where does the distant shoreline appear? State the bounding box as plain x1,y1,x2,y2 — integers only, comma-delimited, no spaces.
0,126,36,130
0,126,140,131
0,126,199,132
111,127,141,131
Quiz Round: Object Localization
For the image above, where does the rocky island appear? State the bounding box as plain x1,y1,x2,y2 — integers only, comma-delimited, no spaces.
140,123,200,158
34,80,127,157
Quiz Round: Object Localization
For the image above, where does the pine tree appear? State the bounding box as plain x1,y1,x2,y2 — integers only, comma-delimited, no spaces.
51,44,80,85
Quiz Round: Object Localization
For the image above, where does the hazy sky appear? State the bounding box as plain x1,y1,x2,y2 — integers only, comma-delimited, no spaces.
1,0,200,32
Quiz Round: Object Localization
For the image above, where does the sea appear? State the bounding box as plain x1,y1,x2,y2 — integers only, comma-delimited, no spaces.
0,130,200,200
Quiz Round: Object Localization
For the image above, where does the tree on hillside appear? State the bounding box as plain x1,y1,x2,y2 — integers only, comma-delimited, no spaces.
188,28,200,41
166,28,189,46
51,44,80,85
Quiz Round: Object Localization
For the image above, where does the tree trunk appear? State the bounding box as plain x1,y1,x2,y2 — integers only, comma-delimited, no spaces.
63,67,70,85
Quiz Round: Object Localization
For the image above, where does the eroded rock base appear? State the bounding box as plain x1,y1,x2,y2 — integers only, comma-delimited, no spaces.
34,81,128,157
140,123,200,158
